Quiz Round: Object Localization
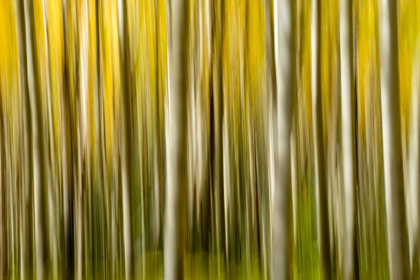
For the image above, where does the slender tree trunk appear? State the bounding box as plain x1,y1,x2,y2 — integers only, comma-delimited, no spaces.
265,1,276,279
61,6,75,275
272,0,294,279
118,0,135,278
25,0,50,278
313,0,332,277
0,108,7,280
16,0,34,278
211,0,226,276
63,77,74,280
410,39,420,269
76,160,84,280
339,0,356,278
62,2,77,279
164,0,189,279
379,0,410,279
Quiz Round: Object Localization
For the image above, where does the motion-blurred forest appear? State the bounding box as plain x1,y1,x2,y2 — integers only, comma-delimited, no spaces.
0,0,419,279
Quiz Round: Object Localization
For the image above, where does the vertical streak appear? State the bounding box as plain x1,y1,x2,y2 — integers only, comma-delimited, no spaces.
409,39,420,263
380,0,410,278
314,0,332,277
272,0,294,279
118,0,134,278
165,0,189,279
340,0,356,277
25,0,50,277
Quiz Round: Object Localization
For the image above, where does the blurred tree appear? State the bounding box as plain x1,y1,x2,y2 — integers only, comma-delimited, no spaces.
379,0,410,278
164,0,189,279
272,0,294,279
16,0,34,278
119,0,135,278
339,0,357,278
25,0,51,277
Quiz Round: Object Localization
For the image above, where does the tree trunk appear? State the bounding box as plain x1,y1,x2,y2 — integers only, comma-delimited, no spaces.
211,0,226,277
410,39,420,271
25,0,50,278
379,0,410,279
272,0,294,279
164,0,189,279
0,107,7,280
119,0,135,278
16,0,34,278
313,0,332,277
339,0,356,278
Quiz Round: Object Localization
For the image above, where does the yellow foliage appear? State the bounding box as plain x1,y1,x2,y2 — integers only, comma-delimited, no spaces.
355,0,381,138
399,0,420,138
294,0,314,175
46,0,64,162
247,0,266,109
99,0,121,175
320,0,339,145
0,0,20,151
33,0,49,109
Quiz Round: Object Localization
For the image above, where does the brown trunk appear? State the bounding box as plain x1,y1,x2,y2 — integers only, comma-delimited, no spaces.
17,0,34,277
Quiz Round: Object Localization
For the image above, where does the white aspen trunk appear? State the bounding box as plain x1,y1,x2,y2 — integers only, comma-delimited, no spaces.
379,0,410,278
77,2,90,279
408,39,420,265
118,0,134,278
272,0,294,279
265,1,276,278
24,0,50,278
164,0,189,279
0,113,7,279
339,0,356,278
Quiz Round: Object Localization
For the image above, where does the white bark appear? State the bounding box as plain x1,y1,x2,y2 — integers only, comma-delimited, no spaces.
408,38,420,264
0,116,6,279
164,0,189,279
24,0,50,278
340,0,356,278
379,0,410,278
272,0,294,279
118,0,134,277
